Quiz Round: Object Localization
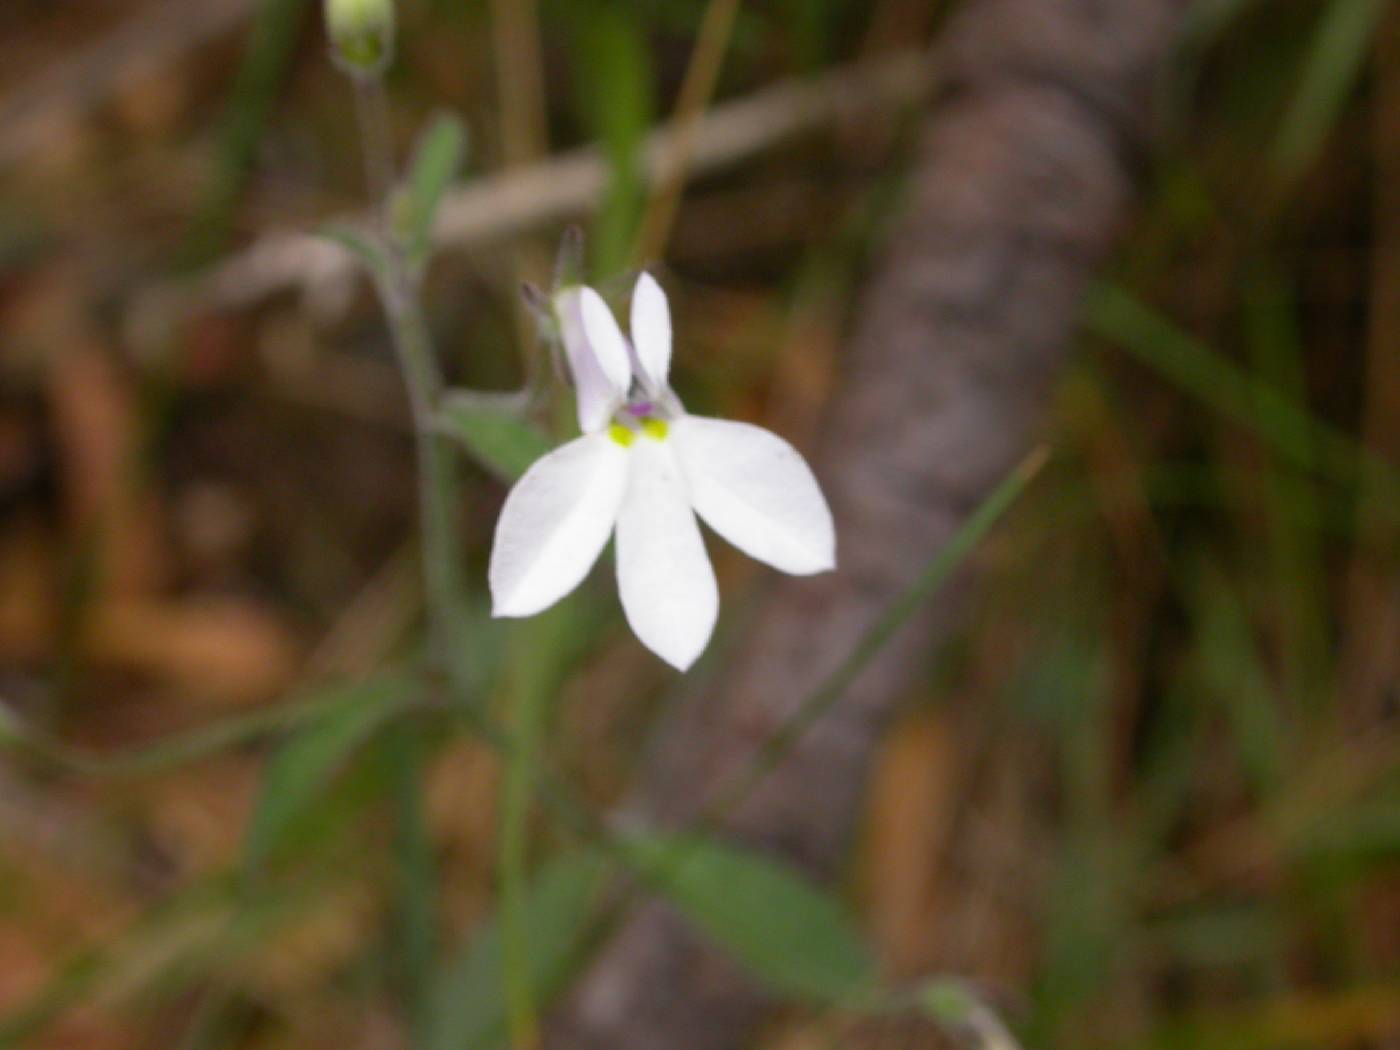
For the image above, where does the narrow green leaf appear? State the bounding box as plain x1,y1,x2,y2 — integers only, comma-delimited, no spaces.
1145,904,1285,969
423,850,609,1050
397,111,469,264
320,221,388,278
498,604,583,1047
1272,0,1387,184
572,6,654,277
0,699,21,747
391,722,438,1031
179,0,313,266
1241,273,1329,710
436,392,551,482
1,673,418,781
709,447,1048,820
1293,792,1400,864
0,881,235,1045
1085,284,1400,505
1190,568,1289,797
0,871,329,1046
621,832,876,1002
244,676,419,871
1181,0,1262,49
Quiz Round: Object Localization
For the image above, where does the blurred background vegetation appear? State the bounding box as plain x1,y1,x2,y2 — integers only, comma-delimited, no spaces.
0,0,1398,1047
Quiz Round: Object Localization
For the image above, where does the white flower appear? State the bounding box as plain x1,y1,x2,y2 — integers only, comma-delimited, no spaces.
489,273,836,670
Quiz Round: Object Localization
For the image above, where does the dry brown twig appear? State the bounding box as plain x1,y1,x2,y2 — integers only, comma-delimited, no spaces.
125,50,936,336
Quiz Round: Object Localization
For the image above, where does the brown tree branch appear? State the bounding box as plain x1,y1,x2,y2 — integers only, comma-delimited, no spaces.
142,52,934,324
544,0,1185,1046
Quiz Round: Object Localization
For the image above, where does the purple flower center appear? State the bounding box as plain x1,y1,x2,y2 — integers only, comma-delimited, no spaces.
626,401,654,418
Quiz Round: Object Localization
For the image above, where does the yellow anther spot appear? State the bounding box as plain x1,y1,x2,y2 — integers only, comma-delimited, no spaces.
642,418,669,441
609,423,636,447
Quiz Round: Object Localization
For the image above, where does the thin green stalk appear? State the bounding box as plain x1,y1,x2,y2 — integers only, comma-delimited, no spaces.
352,76,472,693
707,446,1049,825
384,280,473,688
181,0,313,266
498,608,570,1048
393,721,438,1035
1087,283,1400,510
347,72,462,1041
0,673,416,780
499,656,544,1047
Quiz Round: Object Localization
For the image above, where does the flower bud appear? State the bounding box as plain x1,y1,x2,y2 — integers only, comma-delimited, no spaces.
325,0,395,78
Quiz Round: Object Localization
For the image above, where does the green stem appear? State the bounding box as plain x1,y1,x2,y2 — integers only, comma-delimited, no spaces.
352,76,471,694
498,616,557,1049
708,446,1050,822
386,280,473,687
349,73,461,1044
1,673,416,780
392,721,438,1035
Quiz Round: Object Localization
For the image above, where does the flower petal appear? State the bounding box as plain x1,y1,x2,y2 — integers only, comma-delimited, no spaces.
615,435,718,671
578,285,635,391
557,289,627,433
671,415,836,575
630,271,672,388
490,433,628,617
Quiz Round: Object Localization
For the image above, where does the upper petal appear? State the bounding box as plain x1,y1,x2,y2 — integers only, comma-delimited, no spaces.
490,433,628,617
615,435,718,671
578,286,635,394
671,415,836,576
630,272,672,389
557,288,627,433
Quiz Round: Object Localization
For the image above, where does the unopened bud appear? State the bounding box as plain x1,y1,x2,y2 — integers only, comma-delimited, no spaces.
326,0,395,77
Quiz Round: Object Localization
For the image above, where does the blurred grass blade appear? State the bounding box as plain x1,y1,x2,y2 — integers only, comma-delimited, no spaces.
244,675,421,871
1242,273,1328,706
781,0,841,71
1294,792,1400,864
423,850,609,1050
1181,0,1262,47
1189,567,1288,796
397,112,469,265
498,604,582,1048
1272,0,1387,185
712,447,1049,819
181,0,313,266
621,832,876,1002
0,871,326,1046
0,881,236,1046
1173,0,1264,120
1086,284,1398,501
1146,904,1286,970
436,391,552,481
572,4,654,277
2,672,418,780
391,722,438,1032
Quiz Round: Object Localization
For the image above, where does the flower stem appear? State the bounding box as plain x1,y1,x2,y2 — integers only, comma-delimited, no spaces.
350,71,464,1041
352,76,471,692
485,3,553,1039
500,660,543,1048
